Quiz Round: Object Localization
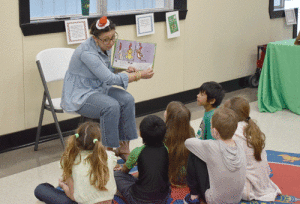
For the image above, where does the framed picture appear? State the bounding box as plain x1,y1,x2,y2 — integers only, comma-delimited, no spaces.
65,19,89,44
166,11,180,39
284,9,297,25
136,13,155,37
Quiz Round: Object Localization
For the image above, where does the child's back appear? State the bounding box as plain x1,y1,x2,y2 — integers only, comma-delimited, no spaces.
225,97,281,201
185,107,246,204
72,150,117,203
185,138,246,203
34,121,117,204
233,122,281,201
114,115,170,204
164,101,195,187
126,144,169,201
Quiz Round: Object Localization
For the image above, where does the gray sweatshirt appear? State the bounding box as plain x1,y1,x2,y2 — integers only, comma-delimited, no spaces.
185,138,246,204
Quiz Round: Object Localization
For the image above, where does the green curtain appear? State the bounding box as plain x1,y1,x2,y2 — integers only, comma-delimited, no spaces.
258,39,300,115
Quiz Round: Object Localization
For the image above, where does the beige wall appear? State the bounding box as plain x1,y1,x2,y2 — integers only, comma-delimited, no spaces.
0,0,293,136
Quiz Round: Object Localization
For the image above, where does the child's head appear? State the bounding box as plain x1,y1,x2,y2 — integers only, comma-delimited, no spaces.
211,107,238,140
75,121,102,150
165,101,191,124
197,81,225,108
224,97,266,161
60,121,109,191
140,115,166,146
223,97,249,122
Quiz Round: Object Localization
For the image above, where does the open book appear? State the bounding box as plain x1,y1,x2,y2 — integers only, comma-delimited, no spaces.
112,39,156,70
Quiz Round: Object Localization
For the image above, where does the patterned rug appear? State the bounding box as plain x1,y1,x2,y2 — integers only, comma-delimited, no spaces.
113,150,300,204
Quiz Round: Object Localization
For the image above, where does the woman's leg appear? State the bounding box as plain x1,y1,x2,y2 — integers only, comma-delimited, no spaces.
76,93,121,148
34,183,77,204
108,87,138,142
108,87,138,159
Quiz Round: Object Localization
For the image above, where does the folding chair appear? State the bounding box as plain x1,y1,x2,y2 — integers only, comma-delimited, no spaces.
35,48,78,151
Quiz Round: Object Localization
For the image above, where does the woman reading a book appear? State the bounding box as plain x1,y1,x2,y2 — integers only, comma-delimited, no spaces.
61,16,154,160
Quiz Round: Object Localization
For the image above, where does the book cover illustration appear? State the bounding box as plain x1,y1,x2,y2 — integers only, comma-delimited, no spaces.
113,39,156,70
168,14,178,34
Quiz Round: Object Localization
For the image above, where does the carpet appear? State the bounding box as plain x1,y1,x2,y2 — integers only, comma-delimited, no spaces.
113,150,300,204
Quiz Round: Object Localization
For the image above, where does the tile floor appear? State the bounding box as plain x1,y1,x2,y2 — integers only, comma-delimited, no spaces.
0,87,299,204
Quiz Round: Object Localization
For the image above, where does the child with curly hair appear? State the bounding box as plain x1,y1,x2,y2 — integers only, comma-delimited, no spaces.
34,121,117,204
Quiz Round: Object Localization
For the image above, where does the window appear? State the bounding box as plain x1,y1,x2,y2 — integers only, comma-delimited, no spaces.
20,0,187,36
269,0,298,38
30,0,173,20
274,0,285,9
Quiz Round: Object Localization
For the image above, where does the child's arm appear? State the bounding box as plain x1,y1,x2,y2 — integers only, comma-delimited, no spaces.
123,146,145,173
185,138,209,162
121,163,131,174
58,177,75,201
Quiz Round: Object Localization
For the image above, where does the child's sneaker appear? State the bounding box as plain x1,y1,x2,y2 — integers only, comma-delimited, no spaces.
183,194,200,204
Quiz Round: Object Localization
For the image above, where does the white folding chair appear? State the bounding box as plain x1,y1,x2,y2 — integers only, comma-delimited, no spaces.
35,48,79,151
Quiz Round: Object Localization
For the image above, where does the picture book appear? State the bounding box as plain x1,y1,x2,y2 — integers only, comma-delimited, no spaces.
112,39,156,70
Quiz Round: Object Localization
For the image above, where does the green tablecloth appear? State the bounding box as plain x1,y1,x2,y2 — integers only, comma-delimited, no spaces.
258,39,300,115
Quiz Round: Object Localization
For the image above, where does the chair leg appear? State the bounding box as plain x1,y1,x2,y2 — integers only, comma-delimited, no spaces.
49,108,65,149
35,94,46,151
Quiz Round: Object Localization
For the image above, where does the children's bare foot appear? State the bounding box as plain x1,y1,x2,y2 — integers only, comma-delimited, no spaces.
114,141,130,161
114,163,122,171
115,190,124,198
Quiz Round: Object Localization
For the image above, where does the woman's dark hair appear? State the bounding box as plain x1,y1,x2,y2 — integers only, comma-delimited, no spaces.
140,115,166,146
90,17,116,38
199,81,225,107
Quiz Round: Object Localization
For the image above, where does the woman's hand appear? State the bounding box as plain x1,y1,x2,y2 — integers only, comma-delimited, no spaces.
141,67,154,79
127,66,137,73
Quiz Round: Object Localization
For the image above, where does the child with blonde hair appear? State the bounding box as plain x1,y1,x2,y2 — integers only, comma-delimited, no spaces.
34,121,117,204
164,101,195,187
224,97,281,201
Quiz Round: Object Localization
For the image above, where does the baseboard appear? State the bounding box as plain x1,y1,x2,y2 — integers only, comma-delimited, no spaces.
0,76,250,154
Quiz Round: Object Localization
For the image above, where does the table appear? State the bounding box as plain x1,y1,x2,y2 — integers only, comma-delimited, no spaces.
258,39,300,115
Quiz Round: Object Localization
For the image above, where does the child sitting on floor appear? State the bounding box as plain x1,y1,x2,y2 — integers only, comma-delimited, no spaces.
164,101,195,187
224,97,281,201
184,107,246,204
34,121,117,204
196,81,225,140
114,115,170,204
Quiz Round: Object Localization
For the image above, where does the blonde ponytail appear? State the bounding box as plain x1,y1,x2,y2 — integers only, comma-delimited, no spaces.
60,135,80,181
86,141,109,190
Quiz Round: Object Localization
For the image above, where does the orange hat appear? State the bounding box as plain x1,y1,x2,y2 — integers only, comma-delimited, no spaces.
96,16,110,30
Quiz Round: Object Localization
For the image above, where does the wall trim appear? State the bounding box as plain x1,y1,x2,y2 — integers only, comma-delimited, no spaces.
0,76,250,154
